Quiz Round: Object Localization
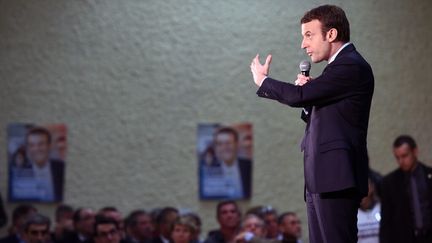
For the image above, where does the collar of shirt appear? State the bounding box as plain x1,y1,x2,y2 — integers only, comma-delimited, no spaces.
221,159,239,172
328,42,351,64
32,161,51,177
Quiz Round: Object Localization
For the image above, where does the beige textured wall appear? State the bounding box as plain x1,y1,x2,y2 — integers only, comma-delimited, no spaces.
0,0,432,242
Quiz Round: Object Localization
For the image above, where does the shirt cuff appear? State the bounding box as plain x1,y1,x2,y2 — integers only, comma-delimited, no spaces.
260,76,268,86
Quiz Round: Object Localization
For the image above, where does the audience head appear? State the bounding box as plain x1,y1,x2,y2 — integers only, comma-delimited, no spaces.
216,200,241,230
125,210,153,241
73,207,96,237
98,207,124,238
393,135,418,172
22,213,51,243
170,216,197,243
261,206,278,239
55,204,74,223
242,214,266,237
93,216,121,243
156,207,179,238
12,204,37,234
278,212,301,240
183,212,202,242
245,205,279,239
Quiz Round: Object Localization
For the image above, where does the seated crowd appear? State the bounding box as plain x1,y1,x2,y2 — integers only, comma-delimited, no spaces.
0,201,302,243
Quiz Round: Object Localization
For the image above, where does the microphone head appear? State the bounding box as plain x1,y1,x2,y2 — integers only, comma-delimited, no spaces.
299,60,311,72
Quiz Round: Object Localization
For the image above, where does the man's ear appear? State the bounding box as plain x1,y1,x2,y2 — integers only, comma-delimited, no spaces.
327,28,338,42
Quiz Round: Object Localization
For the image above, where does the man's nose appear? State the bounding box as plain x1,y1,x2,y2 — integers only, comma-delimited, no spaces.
301,39,307,49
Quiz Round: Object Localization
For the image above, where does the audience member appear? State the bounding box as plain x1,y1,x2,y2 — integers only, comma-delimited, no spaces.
151,207,179,243
52,204,74,243
260,207,278,239
357,178,381,243
63,207,95,243
183,213,202,243
124,210,152,243
380,135,432,243
0,204,37,243
93,216,122,243
99,207,125,240
22,213,52,243
234,214,267,243
277,212,301,243
205,201,241,243
170,216,197,243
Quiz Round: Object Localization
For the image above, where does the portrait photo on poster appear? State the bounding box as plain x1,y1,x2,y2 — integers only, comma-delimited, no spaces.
197,123,253,200
7,123,67,203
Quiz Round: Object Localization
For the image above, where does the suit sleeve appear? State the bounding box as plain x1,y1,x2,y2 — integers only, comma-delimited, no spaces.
379,178,393,243
256,63,365,107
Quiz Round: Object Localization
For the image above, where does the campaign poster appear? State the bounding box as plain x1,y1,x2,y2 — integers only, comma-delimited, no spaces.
8,123,67,202
198,123,253,200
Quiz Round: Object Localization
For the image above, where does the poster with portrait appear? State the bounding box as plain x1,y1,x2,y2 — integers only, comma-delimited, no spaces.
7,123,67,202
198,123,253,200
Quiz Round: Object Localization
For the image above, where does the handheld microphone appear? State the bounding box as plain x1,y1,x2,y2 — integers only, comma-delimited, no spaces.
299,60,311,117
299,60,311,77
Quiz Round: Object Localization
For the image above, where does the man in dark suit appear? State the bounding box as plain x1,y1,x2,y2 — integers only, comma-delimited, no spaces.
380,135,432,243
25,127,65,202
250,5,374,243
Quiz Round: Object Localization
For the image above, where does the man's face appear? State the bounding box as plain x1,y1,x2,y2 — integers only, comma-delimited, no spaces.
301,19,332,63
171,225,192,243
214,133,238,165
103,211,124,234
394,143,418,172
77,209,95,236
218,204,240,229
264,213,279,238
27,134,51,167
280,215,301,239
94,224,121,243
24,224,50,243
133,214,153,239
161,211,179,237
243,217,266,237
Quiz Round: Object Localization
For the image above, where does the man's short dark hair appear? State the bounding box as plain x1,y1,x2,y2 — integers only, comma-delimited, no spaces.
12,204,37,225
23,213,50,232
93,215,119,237
125,210,148,228
393,135,417,149
156,207,178,225
55,204,74,223
26,127,52,145
216,200,240,217
214,127,239,142
301,5,350,43
278,212,296,225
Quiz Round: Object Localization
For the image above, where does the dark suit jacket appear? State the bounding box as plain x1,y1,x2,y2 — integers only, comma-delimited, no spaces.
257,44,374,197
50,159,65,201
379,162,432,243
238,158,252,198
0,234,20,243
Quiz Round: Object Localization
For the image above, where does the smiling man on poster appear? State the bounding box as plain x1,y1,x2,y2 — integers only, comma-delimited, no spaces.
250,5,374,243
